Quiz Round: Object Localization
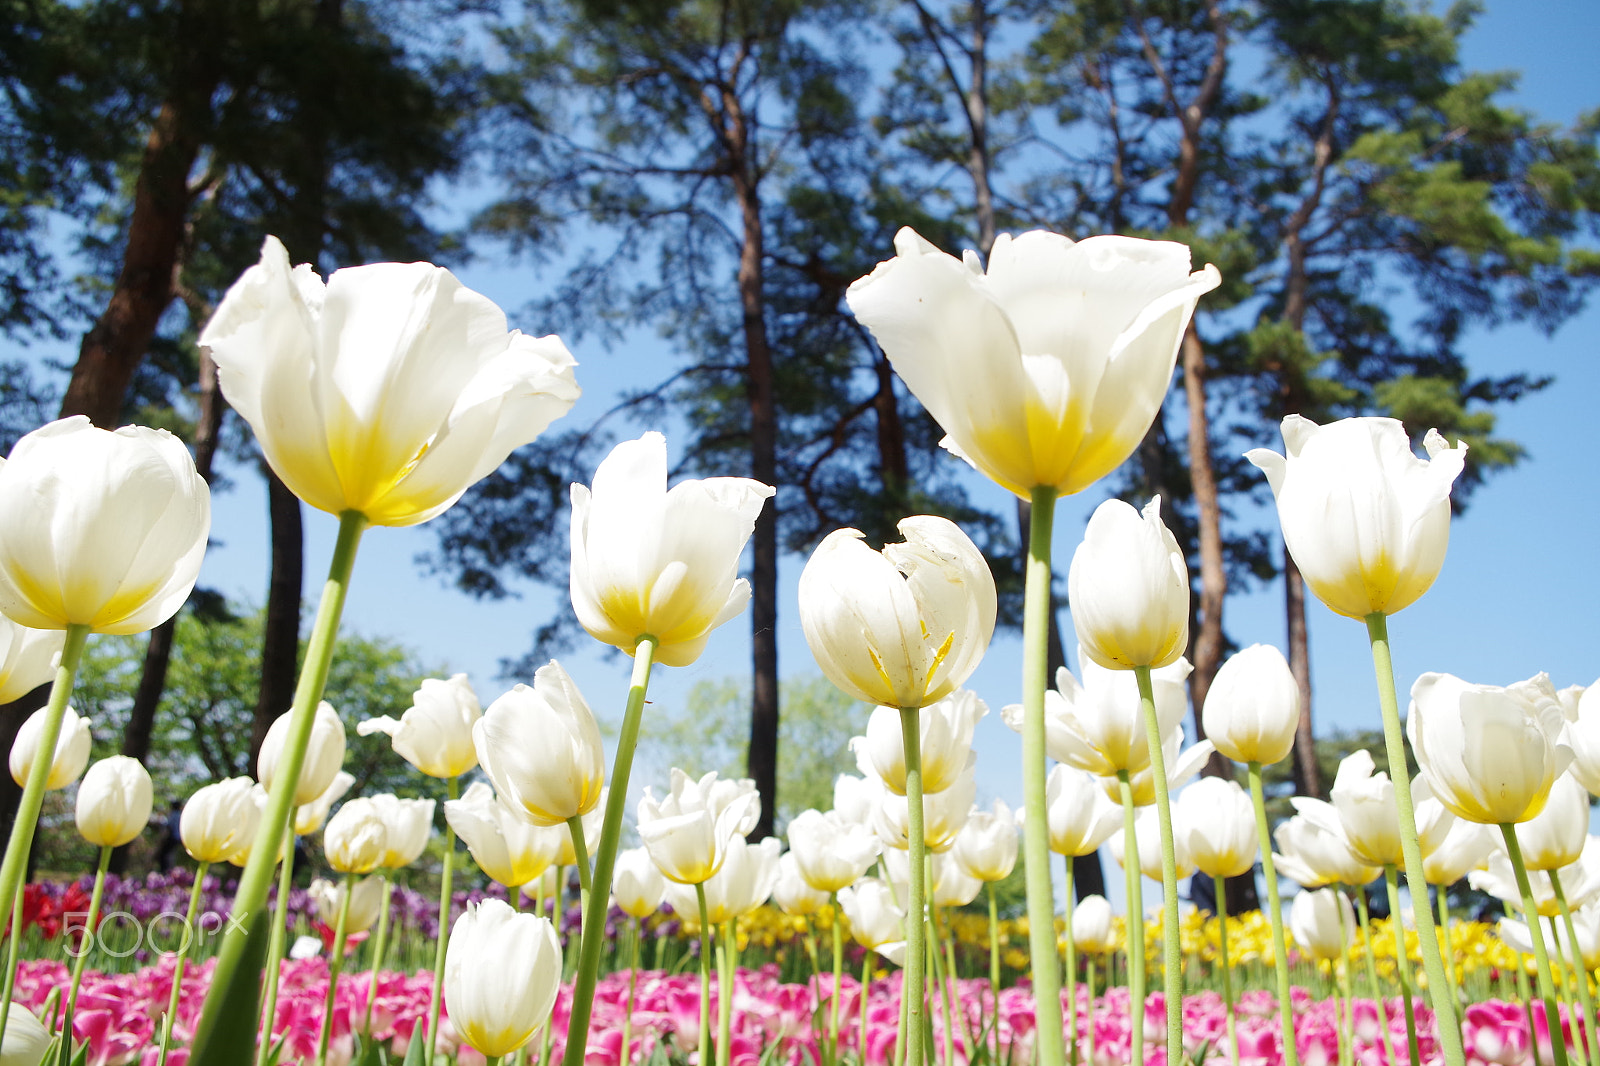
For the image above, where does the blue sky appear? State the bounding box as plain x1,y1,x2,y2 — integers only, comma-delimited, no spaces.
16,0,1600,907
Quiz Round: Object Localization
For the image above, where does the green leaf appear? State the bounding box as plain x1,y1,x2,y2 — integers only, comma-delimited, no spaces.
404,1029,428,1066
186,909,271,1066
353,1032,387,1066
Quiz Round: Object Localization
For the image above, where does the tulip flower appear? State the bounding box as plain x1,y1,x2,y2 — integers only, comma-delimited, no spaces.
357,673,481,779
832,774,877,827
845,227,1219,499
868,764,976,852
787,808,882,894
310,875,387,935
1290,888,1356,962
771,852,830,917
569,432,771,666
0,1003,48,1066
607,847,663,920
952,799,1019,883
1177,777,1257,880
836,877,906,956
75,756,153,849
325,798,389,876
800,516,995,710
444,899,563,1057
0,418,209,635
1068,497,1189,671
1469,844,1600,919
259,701,347,807
1246,416,1466,621
929,850,982,907
1108,806,1195,882
294,770,355,836
368,794,435,869
202,236,579,526
0,618,61,707
1515,773,1590,872
1409,672,1573,826
1422,818,1497,886
1040,764,1121,858
8,703,90,791
1201,644,1300,767
1105,736,1216,807
637,769,759,885
851,689,985,795
181,777,265,865
665,836,782,927
1327,750,1454,868
1071,895,1116,955
1001,653,1191,777
445,782,562,890
1273,801,1381,888
475,661,605,827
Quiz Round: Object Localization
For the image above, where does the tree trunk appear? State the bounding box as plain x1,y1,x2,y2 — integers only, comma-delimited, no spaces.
251,469,305,768
1286,555,1320,796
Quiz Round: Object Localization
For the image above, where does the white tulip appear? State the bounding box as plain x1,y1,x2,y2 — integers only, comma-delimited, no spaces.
870,765,975,853
1108,805,1194,882
75,756,153,849
8,703,90,791
1273,800,1381,888
369,794,435,869
181,777,264,865
325,797,388,875
1067,497,1189,670
852,689,985,795
837,877,906,953
444,899,563,1056
1106,736,1216,808
475,661,604,827
445,782,561,890
1421,819,1497,887
665,836,781,926
771,852,831,917
787,808,882,894
637,769,759,885
258,701,346,808
833,774,877,827
1040,764,1121,858
1246,415,1466,619
1003,652,1190,778
569,432,771,666
952,799,1019,883
357,674,481,779
1289,888,1355,962
1177,777,1257,880
1071,895,1117,956
310,875,387,934
0,618,62,706
930,852,983,907
845,227,1220,499
295,770,355,836
0,1002,50,1066
612,847,666,919
1201,644,1300,767
1564,683,1600,798
1514,772,1590,872
0,417,209,635
1328,750,1454,868
202,237,579,527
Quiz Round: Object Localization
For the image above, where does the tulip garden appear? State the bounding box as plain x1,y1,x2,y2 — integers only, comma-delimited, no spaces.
0,224,1594,1066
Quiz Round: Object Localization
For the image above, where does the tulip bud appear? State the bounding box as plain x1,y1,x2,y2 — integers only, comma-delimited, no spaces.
1201,644,1300,767
787,808,882,894
612,847,666,919
666,836,782,926
0,417,209,635
0,1002,50,1066
75,756,153,849
1108,805,1194,882
369,794,436,869
1408,672,1573,825
181,776,264,865
569,432,772,666
771,852,830,917
325,797,388,875
358,674,481,780
1329,750,1454,868
203,237,580,528
1273,799,1381,888
0,617,62,706
9,703,91,791
870,766,975,853
837,877,906,952
1290,888,1355,962
310,875,387,934
853,689,985,796
224,785,271,868
1246,415,1467,620
295,771,355,836
1072,895,1117,956
444,899,563,1056
637,769,759,885
475,661,604,827
1516,773,1589,872
445,782,562,890
259,701,347,808
1067,497,1188,670
1421,819,1496,886
1177,777,1257,880
930,851,982,907
800,517,996,710
1039,763,1121,858
952,799,1019,883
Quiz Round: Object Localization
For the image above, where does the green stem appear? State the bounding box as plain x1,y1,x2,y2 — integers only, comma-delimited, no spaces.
1516,953,1539,1051
65,844,112,1023
899,705,928,1066
191,512,367,1057
1383,865,1421,1066
256,808,296,1066
716,921,733,1066
0,875,24,1050
1085,958,1097,1066
316,875,355,1066
859,949,872,1063
622,918,638,1066
425,774,460,1066
696,883,712,1066
158,862,209,1066
985,883,1000,1032
1552,870,1600,1066
567,816,592,925
1551,914,1589,1066
1246,761,1299,1066
942,906,975,1059
1021,485,1065,1066
1336,959,1354,1066
1134,665,1182,1066
1501,823,1572,1066
1215,875,1238,1066
1364,612,1463,1066
364,875,393,1035
1063,857,1077,1066
1438,885,1458,1006
1116,771,1144,1066
486,1057,502,1066
561,637,658,1066
830,896,844,1062
1354,887,1398,1066
0,621,89,1043
929,898,953,1066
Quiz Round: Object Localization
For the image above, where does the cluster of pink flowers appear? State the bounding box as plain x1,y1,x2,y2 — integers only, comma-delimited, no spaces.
10,957,1587,1066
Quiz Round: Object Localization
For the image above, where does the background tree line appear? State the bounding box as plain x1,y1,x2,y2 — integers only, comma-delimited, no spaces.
0,0,1595,889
